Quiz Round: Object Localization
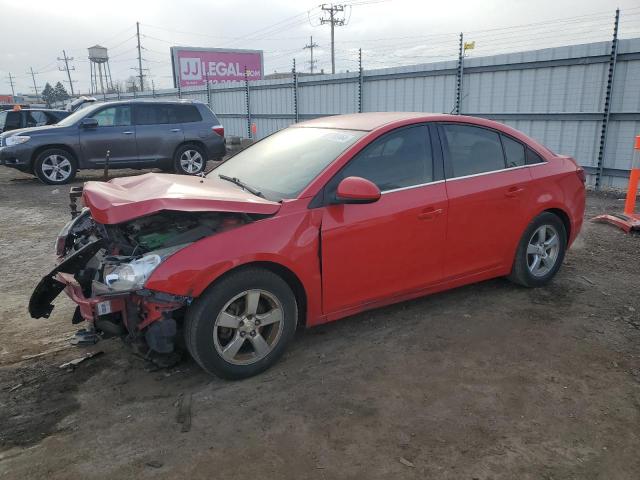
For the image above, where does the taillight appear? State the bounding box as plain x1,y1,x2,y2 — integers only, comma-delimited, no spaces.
212,125,224,137
577,167,586,183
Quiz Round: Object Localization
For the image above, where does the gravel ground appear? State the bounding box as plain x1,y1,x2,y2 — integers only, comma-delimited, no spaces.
0,166,639,480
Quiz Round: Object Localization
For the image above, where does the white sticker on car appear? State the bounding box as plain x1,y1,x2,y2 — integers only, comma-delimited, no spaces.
324,132,356,143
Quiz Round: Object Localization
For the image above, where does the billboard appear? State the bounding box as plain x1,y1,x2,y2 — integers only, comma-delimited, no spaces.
171,47,263,88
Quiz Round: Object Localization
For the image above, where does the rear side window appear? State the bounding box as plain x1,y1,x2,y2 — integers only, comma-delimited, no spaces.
26,111,48,127
501,135,526,168
339,125,433,191
526,148,545,165
135,104,176,125
441,124,506,177
174,104,202,123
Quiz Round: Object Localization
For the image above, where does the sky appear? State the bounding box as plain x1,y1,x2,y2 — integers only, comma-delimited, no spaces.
1,0,639,96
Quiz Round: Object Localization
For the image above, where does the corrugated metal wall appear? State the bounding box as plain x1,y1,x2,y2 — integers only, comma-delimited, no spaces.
100,38,640,188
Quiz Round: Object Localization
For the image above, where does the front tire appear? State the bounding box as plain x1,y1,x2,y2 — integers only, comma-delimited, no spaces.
184,268,298,379
508,212,567,287
33,148,77,185
174,144,206,175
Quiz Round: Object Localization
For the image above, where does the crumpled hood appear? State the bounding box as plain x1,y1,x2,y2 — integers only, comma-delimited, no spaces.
83,173,281,224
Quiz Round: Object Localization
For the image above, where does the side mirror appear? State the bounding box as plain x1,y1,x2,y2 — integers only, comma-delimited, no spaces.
335,176,381,204
80,118,98,129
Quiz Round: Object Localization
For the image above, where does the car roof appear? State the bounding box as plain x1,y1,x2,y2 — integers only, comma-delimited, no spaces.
293,112,530,133
90,99,203,106
293,112,433,131
293,112,556,156
19,108,67,112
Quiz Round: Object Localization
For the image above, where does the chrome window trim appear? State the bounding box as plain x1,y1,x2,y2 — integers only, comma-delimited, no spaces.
380,161,548,194
381,179,445,195
445,161,548,182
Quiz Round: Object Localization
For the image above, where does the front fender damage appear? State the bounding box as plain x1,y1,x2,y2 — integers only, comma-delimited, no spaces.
29,190,263,364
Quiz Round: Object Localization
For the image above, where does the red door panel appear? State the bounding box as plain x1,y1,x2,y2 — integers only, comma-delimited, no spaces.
443,167,532,280
321,183,447,315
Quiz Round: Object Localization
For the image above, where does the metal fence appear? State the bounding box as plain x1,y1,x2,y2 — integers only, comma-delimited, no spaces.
94,37,640,189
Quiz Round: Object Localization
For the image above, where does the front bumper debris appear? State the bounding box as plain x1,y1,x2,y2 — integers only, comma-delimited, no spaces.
29,239,104,319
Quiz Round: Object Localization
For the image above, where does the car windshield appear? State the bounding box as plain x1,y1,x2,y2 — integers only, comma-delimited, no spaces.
211,127,365,201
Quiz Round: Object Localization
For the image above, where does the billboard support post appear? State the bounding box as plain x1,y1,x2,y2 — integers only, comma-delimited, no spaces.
244,68,252,139
292,58,299,123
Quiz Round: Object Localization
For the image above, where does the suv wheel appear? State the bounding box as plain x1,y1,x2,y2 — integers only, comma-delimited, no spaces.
184,268,298,379
34,148,77,185
174,144,206,175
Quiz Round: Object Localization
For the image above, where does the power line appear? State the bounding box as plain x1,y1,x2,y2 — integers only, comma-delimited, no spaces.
303,36,319,73
320,4,346,74
57,50,75,95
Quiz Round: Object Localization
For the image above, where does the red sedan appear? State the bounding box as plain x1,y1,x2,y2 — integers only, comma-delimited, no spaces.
30,113,586,379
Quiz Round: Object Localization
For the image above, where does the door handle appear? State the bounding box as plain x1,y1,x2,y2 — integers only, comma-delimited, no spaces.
170,128,181,132
505,186,524,198
122,131,134,135
418,207,444,221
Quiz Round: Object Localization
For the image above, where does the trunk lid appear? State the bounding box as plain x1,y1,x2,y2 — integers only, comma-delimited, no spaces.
83,173,281,224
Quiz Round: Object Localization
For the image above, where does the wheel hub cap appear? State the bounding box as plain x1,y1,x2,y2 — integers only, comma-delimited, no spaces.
526,224,560,277
213,289,284,365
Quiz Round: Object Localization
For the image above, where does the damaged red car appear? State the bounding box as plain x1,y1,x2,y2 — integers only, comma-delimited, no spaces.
29,113,585,379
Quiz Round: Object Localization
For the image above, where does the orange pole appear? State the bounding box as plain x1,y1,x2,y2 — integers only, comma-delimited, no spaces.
624,135,640,216
624,169,639,215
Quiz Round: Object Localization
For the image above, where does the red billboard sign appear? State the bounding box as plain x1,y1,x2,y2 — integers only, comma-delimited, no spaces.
171,47,263,88
0,94,14,103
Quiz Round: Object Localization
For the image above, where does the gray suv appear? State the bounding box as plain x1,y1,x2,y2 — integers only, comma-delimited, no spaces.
0,100,226,184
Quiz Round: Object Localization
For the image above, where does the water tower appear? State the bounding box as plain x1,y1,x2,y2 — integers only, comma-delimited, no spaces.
88,45,114,95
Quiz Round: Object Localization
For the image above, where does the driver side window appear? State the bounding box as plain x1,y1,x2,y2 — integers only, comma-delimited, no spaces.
339,125,433,192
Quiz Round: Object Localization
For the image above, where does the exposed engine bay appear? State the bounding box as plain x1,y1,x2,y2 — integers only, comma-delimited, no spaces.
29,187,260,365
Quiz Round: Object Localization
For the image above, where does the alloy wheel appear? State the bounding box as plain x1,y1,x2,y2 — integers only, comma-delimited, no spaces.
213,289,284,365
179,149,204,174
41,154,72,182
526,224,560,277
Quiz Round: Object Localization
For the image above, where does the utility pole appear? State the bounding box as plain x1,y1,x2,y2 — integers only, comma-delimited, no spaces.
136,21,144,92
57,50,75,95
7,72,15,97
304,36,319,74
320,4,345,74
28,67,39,98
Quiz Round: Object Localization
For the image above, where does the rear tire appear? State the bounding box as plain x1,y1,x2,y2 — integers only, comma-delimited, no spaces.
173,144,206,175
33,148,77,185
184,268,298,379
508,212,567,288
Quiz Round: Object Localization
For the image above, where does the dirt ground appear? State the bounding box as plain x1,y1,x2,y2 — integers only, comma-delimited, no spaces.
0,165,639,480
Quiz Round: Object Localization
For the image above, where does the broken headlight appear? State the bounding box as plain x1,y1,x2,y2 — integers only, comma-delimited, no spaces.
103,245,184,292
